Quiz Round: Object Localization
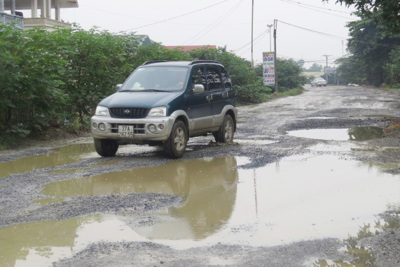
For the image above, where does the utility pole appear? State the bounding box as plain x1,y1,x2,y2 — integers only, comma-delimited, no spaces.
267,24,273,52
274,19,278,93
251,0,254,68
322,55,331,82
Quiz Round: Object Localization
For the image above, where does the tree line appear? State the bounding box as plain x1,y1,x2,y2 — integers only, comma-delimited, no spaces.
336,10,400,87
327,0,400,87
0,25,305,141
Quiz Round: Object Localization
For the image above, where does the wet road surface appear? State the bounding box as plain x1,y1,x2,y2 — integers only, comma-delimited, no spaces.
1,85,400,266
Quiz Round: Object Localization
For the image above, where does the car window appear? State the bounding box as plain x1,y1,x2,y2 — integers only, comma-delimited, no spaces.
221,68,232,90
191,66,207,89
121,66,188,91
206,66,223,91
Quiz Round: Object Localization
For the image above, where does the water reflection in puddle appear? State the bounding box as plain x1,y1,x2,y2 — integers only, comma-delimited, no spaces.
0,215,102,267
2,154,400,266
288,126,383,141
0,144,96,178
41,157,239,241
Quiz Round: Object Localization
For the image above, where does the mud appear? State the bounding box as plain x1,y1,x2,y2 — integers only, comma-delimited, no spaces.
1,85,400,267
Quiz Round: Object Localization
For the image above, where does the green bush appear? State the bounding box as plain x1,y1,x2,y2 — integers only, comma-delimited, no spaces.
0,25,67,137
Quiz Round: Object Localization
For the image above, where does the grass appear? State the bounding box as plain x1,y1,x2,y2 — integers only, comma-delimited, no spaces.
261,87,303,101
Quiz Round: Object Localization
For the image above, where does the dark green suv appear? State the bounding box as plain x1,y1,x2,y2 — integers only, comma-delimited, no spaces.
91,60,237,158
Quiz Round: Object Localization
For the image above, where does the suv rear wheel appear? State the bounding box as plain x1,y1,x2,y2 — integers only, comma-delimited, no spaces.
94,139,119,157
163,120,187,158
214,114,234,143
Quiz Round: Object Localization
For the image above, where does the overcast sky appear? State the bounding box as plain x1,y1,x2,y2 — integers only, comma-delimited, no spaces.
58,0,357,66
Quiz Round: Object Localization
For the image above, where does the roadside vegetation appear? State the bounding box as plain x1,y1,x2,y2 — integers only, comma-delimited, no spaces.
325,0,400,88
0,24,305,148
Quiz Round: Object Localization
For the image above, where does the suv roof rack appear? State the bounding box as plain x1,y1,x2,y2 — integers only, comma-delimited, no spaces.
189,60,221,65
143,60,168,65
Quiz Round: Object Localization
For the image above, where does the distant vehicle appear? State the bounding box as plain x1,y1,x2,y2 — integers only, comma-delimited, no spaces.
91,60,237,158
311,78,327,87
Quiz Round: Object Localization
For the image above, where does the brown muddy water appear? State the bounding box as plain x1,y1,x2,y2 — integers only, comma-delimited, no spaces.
0,144,95,178
1,143,400,266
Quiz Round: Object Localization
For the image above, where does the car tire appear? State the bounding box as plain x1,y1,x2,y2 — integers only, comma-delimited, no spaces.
214,114,235,143
163,120,187,158
94,138,119,157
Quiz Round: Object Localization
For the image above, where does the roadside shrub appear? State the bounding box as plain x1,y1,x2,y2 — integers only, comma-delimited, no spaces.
0,25,67,137
276,58,307,91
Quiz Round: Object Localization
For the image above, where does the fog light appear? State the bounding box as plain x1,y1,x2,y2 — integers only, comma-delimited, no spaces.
98,123,106,131
158,124,165,130
148,124,157,133
92,123,97,129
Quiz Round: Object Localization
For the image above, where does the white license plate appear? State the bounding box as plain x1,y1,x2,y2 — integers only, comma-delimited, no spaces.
118,125,134,137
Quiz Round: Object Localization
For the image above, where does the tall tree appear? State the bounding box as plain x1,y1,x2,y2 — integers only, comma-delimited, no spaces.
335,57,366,84
346,11,400,85
307,63,323,72
325,0,400,32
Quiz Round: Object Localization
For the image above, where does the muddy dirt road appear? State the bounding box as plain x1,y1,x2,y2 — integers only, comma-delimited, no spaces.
1,85,400,267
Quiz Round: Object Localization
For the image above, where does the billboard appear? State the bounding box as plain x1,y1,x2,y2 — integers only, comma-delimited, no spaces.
263,52,275,86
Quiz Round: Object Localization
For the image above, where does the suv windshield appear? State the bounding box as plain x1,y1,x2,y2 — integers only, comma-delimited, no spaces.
121,66,188,92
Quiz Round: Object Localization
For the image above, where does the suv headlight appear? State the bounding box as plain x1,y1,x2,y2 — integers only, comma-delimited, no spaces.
95,106,110,116
147,106,167,117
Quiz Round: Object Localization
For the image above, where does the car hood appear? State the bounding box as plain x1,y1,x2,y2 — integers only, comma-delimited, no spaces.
98,91,182,108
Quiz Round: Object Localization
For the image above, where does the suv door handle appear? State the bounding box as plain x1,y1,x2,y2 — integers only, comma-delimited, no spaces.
206,95,213,101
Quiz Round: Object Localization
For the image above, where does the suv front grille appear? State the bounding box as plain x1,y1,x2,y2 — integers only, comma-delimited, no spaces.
109,107,149,118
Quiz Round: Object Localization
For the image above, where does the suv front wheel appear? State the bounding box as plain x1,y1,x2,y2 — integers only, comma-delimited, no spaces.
163,120,187,158
214,114,235,143
94,138,119,157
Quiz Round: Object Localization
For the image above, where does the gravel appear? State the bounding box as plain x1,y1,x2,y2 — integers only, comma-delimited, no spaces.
1,85,399,266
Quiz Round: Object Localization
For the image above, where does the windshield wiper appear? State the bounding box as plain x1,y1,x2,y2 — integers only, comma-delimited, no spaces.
140,89,169,92
118,89,170,93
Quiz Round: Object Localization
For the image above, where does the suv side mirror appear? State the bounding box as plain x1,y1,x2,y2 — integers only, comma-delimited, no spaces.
193,84,205,93
115,84,123,91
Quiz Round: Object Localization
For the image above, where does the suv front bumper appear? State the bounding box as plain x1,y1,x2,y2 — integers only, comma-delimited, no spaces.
91,115,175,141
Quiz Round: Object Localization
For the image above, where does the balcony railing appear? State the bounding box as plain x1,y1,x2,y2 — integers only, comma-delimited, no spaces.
0,12,24,29
24,17,71,31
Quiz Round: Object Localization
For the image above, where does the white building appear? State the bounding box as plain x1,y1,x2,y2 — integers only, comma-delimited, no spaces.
1,0,79,30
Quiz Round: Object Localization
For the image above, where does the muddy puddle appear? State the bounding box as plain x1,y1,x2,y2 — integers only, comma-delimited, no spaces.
1,151,399,266
288,126,383,141
0,144,96,178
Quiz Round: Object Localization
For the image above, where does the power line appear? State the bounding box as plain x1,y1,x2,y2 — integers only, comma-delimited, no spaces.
279,20,347,40
183,0,245,45
124,0,233,32
280,0,354,17
79,3,148,22
304,59,333,63
280,20,399,49
234,28,268,55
